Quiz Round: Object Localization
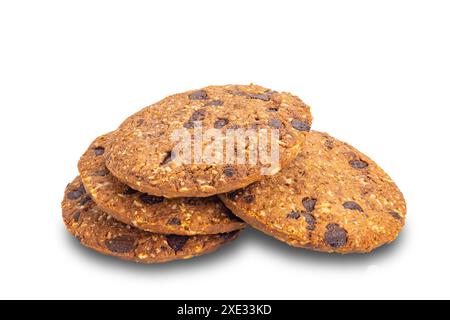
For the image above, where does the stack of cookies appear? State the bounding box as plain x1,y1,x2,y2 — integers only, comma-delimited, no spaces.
62,84,406,264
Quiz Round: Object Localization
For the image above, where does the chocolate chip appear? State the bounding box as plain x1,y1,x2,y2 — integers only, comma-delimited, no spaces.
227,189,243,201
302,197,317,212
389,211,402,220
267,107,279,112
73,211,81,222
161,151,174,166
136,119,145,126
67,190,82,200
268,119,282,129
248,93,270,101
191,110,206,121
93,147,105,156
205,100,224,107
243,195,255,204
214,118,229,129
184,110,206,128
167,218,182,226
349,160,369,169
105,236,136,253
343,201,364,212
79,184,86,195
287,211,301,219
166,235,189,253
189,90,208,100
291,119,311,132
302,213,316,231
223,167,235,177
79,196,92,206
139,194,165,205
123,186,138,195
94,169,109,177
324,224,348,249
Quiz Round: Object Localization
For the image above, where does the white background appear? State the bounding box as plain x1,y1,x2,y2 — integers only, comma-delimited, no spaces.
0,0,449,300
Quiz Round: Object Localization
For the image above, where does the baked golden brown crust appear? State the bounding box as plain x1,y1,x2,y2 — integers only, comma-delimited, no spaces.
220,131,406,254
78,134,246,235
62,177,241,264
105,84,312,198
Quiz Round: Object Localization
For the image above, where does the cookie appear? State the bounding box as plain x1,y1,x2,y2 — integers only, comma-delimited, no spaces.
105,84,312,198
62,177,241,264
78,134,246,235
220,131,406,254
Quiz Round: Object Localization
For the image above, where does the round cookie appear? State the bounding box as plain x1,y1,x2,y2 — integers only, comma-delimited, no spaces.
219,131,406,254
62,177,241,264
78,134,246,235
105,84,312,198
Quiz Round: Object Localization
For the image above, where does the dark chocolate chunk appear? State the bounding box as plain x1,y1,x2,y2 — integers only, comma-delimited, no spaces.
302,197,317,212
205,100,224,107
223,167,235,177
139,194,165,205
227,189,243,201
268,119,282,129
302,213,316,231
389,211,402,220
243,195,255,204
105,236,136,253
93,147,105,156
214,118,230,129
343,201,364,212
248,93,270,101
324,224,348,249
72,211,81,222
67,190,82,200
291,119,311,132
166,235,189,253
79,196,92,206
287,211,301,219
188,90,208,100
349,160,369,169
184,110,206,128
79,184,86,195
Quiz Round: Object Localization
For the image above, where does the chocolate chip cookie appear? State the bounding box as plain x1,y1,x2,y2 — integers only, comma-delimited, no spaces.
220,131,406,254
105,84,312,198
62,177,241,264
78,134,246,235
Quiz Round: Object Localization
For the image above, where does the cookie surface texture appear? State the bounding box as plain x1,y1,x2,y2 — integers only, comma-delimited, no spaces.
62,177,241,264
220,131,406,254
105,84,312,198
78,134,246,235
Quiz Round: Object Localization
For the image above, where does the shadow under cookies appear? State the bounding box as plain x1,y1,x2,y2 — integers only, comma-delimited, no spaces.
61,223,409,273
242,225,410,269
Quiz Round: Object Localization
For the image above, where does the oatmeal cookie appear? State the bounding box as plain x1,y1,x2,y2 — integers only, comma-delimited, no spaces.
220,131,406,254
62,177,241,264
105,84,312,198
78,134,245,235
